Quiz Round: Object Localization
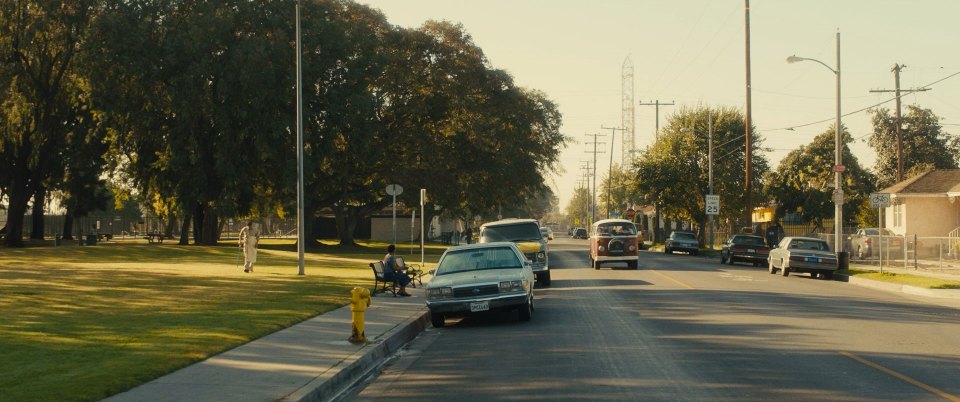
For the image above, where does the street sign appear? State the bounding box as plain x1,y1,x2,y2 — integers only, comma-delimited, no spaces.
869,192,891,208
833,189,844,204
625,208,636,219
705,195,720,215
612,212,621,218
574,218,580,225
386,184,403,196
833,164,846,173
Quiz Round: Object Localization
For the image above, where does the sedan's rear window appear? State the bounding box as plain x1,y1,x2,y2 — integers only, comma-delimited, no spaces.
436,247,522,275
481,224,542,242
733,236,766,246
789,240,830,251
673,232,696,240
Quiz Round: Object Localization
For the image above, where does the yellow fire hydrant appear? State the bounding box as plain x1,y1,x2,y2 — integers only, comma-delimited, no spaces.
348,287,372,344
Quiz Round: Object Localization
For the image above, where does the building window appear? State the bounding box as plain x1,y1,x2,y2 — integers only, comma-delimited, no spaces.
893,203,903,227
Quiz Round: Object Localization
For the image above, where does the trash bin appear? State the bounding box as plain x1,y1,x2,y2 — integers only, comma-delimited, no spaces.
837,251,849,270
86,234,97,246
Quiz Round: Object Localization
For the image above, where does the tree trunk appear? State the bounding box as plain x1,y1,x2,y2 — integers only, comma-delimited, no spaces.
2,183,31,247
179,211,192,245
200,204,219,245
63,214,74,240
192,203,203,244
30,187,46,239
334,206,358,246
164,215,177,239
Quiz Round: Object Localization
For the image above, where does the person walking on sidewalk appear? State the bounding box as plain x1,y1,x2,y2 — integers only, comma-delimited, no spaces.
239,221,260,273
384,244,412,296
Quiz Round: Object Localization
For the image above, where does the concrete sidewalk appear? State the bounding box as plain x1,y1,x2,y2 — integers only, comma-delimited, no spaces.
103,289,429,402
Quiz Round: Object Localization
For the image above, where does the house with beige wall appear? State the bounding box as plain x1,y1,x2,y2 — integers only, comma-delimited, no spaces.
881,169,960,238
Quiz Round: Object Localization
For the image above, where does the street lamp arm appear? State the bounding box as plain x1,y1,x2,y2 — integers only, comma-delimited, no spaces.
786,54,837,75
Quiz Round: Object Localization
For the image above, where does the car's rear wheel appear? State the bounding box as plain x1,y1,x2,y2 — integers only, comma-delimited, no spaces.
781,263,790,277
720,254,727,264
430,312,445,328
810,272,820,279
727,255,736,265
627,260,638,269
518,298,533,322
823,271,834,280
664,247,671,254
768,258,776,274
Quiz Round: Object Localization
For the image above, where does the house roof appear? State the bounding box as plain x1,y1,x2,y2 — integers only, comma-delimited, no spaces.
880,169,960,195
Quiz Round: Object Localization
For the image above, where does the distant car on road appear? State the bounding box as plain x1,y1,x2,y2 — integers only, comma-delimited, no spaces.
589,219,640,270
767,236,838,279
540,226,554,240
720,235,770,267
425,242,534,328
665,231,699,255
572,227,588,239
848,228,903,260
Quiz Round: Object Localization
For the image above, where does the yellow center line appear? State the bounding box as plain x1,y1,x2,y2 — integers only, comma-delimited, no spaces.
649,269,696,290
840,351,960,402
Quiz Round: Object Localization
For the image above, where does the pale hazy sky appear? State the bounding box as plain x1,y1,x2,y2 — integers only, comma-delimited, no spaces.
358,0,960,210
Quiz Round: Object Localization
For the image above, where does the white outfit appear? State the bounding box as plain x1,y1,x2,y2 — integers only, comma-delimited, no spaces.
239,225,259,271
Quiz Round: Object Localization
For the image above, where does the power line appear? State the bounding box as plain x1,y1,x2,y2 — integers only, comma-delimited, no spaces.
767,69,960,132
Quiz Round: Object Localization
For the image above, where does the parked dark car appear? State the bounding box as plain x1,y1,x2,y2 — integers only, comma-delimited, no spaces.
665,231,699,255
848,228,904,260
720,235,770,266
768,236,838,279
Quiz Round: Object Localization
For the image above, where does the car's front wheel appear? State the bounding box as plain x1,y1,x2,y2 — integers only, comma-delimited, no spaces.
430,312,445,328
537,271,551,286
518,298,533,322
720,253,727,264
781,262,790,277
628,260,638,269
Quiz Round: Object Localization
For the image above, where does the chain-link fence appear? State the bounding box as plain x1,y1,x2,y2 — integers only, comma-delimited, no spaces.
847,234,960,274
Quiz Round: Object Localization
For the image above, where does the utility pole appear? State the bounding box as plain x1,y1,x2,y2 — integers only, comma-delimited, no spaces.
602,126,627,219
638,100,675,139
584,133,606,226
869,64,930,183
743,0,754,231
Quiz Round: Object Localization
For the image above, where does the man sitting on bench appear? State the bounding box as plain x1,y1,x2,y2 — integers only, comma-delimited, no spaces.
383,244,412,297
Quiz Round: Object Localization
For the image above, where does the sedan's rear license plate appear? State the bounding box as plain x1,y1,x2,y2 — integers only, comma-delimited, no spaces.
470,301,489,312
747,249,755,253
806,257,819,263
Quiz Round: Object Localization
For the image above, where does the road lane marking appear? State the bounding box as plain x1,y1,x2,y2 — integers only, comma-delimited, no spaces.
650,270,696,290
839,351,960,402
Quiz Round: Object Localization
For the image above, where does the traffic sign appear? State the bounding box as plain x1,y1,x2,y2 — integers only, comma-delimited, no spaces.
869,192,891,208
625,208,636,219
705,195,720,215
386,184,403,196
833,164,846,173
612,212,621,217
833,189,844,204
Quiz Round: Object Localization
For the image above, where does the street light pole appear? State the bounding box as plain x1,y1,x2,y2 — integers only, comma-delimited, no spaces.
295,0,305,276
787,30,843,256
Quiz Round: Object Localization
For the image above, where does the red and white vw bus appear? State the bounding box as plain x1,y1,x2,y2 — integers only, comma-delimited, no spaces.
589,219,640,270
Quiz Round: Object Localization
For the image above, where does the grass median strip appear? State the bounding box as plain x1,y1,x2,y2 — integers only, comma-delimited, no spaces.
841,269,960,289
0,239,441,402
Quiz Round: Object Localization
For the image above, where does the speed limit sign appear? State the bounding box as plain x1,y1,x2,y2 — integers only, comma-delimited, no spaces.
705,195,720,215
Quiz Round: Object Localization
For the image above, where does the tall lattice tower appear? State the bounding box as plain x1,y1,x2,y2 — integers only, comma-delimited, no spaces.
622,56,635,165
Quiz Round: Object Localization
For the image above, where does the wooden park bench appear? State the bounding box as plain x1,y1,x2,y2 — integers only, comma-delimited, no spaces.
143,232,164,244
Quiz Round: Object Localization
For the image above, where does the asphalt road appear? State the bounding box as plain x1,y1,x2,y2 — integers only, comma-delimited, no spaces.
344,237,960,401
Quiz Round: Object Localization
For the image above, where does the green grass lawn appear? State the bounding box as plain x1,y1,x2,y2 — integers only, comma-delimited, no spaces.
0,238,443,402
842,269,960,289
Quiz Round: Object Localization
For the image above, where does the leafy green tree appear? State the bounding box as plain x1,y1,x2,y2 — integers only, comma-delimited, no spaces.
0,0,102,247
868,105,957,188
633,106,769,245
564,186,593,228
763,124,875,229
599,164,637,219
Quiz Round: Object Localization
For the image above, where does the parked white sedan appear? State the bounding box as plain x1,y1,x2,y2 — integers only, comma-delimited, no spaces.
425,242,535,328
768,236,839,279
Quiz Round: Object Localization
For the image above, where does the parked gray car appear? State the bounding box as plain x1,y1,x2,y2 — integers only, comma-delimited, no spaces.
768,236,839,279
848,228,904,260
665,231,699,255
425,242,535,328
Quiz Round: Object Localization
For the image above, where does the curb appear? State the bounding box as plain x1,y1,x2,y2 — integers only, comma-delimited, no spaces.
835,274,960,299
282,307,431,402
